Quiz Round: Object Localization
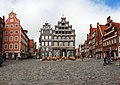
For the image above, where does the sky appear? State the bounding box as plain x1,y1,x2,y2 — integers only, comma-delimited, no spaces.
0,0,120,48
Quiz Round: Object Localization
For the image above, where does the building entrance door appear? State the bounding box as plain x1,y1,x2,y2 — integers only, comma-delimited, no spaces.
62,49,67,57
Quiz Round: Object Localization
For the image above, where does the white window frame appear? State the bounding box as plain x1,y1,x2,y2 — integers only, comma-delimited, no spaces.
16,24,19,28
5,36,8,42
5,31,8,35
15,30,18,34
14,36,18,41
42,36,44,39
10,30,13,34
46,36,48,39
45,42,48,46
5,25,8,28
9,36,13,41
49,36,52,39
10,24,14,28
70,42,73,46
9,43,13,49
42,42,44,46
49,42,51,46
14,43,18,49
4,44,8,49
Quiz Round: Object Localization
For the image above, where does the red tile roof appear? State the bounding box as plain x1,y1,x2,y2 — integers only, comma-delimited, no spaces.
112,22,120,28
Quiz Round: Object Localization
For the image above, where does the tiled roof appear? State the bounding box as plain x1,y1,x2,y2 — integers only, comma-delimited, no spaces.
112,22,120,28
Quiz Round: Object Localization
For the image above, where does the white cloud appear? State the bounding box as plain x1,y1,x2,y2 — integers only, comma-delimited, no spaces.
0,0,120,47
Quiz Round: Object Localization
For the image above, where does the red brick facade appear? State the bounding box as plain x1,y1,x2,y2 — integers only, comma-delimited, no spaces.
103,16,120,59
95,23,106,59
87,24,96,58
81,16,120,59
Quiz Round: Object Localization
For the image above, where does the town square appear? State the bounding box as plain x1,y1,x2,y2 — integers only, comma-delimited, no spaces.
0,0,120,85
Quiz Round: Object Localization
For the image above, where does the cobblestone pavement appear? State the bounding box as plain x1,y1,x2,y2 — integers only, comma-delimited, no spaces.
0,58,120,85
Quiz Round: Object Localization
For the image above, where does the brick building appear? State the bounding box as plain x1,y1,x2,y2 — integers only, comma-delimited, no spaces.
3,11,29,59
103,16,120,59
0,16,5,55
95,23,106,59
87,24,96,58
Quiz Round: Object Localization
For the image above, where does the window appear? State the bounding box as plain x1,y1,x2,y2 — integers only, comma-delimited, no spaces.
10,19,14,22
49,36,51,39
50,30,52,33
54,42,57,46
9,44,13,49
42,36,44,39
67,37,69,39
71,37,74,39
42,48,44,51
42,53,44,56
14,43,18,49
54,36,57,39
42,42,44,46
58,36,61,39
49,42,51,46
46,48,49,51
4,44,8,49
5,36,8,41
45,42,48,46
5,31,8,35
14,36,18,41
10,24,14,28
16,24,19,28
59,42,63,46
15,30,18,34
64,42,68,46
10,30,13,34
62,37,65,39
5,25,8,28
62,23,65,25
46,36,48,39
70,42,73,46
114,38,116,43
9,36,13,41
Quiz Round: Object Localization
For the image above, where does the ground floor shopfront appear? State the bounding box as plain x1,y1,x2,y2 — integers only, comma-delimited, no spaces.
40,47,75,57
3,51,29,59
102,45,120,59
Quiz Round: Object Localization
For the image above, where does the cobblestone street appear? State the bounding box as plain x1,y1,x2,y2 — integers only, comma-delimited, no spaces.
0,58,120,85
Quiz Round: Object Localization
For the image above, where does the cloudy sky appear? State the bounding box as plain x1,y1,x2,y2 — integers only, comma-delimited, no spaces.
0,0,120,48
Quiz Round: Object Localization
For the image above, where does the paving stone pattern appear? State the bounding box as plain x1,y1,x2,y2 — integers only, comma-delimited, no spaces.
0,58,120,85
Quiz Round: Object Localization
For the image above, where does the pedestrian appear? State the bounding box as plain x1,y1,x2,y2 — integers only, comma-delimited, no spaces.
81,53,84,61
